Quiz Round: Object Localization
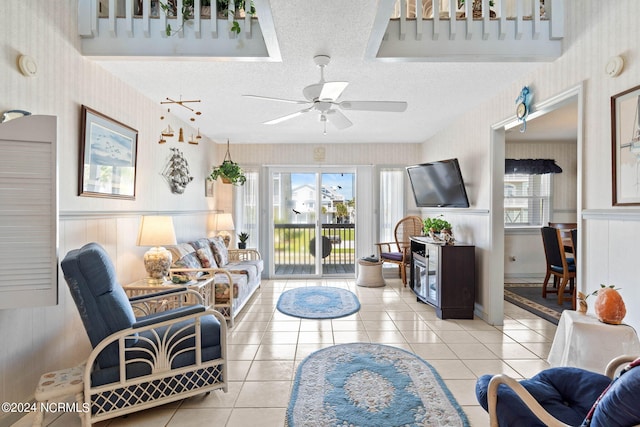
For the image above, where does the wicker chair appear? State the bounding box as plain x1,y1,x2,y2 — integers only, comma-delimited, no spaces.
61,243,228,426
477,355,640,427
375,216,423,286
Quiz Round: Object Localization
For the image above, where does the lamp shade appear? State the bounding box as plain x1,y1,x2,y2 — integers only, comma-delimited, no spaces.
214,213,235,231
136,216,177,247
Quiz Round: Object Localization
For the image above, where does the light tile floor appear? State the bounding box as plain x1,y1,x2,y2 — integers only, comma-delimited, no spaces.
17,275,556,427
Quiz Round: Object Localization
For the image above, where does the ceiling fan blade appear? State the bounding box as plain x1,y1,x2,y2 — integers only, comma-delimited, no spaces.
263,107,313,125
326,109,352,130
319,82,349,101
243,94,310,105
338,101,408,112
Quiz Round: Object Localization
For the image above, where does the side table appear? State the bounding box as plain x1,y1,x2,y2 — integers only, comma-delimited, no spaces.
33,363,86,427
548,310,640,373
123,277,216,309
356,259,386,287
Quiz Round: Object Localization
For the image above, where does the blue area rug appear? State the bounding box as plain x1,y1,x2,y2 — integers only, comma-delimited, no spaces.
276,286,360,319
287,343,470,427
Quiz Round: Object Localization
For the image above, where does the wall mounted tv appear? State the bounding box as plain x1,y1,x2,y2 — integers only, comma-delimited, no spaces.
406,158,470,208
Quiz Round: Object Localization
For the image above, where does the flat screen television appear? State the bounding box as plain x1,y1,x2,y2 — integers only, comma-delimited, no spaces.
406,158,470,208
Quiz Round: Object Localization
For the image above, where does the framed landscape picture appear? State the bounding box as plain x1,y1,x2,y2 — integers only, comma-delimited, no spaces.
611,85,640,205
79,105,138,199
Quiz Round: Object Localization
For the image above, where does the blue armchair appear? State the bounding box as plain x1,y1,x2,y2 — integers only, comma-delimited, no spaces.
61,243,227,426
476,355,640,426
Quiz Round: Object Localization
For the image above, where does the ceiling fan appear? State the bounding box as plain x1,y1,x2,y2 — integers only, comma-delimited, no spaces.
243,55,408,133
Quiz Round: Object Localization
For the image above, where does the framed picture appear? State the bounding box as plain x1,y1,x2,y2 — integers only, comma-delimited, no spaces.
611,85,640,205
79,105,138,199
205,178,215,197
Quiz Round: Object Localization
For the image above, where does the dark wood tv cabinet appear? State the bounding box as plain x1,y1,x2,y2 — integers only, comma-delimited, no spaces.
410,236,475,319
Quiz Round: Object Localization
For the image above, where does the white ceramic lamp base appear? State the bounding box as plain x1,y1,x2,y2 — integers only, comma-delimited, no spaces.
143,246,172,284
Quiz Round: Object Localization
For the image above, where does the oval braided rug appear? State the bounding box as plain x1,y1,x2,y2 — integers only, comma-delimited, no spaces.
287,343,470,427
276,286,360,319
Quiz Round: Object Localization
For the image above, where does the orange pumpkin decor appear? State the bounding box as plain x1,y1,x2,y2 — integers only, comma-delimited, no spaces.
594,285,626,325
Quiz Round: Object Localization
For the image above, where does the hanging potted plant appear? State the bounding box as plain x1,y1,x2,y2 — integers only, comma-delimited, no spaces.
209,140,246,185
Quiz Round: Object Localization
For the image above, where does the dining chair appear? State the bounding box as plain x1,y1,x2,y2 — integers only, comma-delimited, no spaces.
375,215,423,286
541,226,576,309
549,222,578,253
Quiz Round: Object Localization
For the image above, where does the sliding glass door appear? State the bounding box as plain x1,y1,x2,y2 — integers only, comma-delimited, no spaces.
270,168,356,277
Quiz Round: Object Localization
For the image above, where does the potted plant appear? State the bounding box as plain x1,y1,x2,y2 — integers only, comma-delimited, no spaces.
210,140,246,185
210,161,246,185
237,231,249,249
423,216,452,234
216,0,255,34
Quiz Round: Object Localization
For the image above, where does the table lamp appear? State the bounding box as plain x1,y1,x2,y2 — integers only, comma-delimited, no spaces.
136,215,177,284
214,213,235,247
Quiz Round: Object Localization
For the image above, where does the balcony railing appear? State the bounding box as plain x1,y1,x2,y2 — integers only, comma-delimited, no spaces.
274,223,355,275
77,0,281,60
368,0,564,61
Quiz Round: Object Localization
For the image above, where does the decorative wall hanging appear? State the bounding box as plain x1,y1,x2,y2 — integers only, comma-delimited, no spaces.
79,105,138,199
612,84,640,205
162,147,193,194
515,86,533,132
205,178,215,197
161,96,201,122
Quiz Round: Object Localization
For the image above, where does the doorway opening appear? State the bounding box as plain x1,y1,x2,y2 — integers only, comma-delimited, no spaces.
488,84,584,326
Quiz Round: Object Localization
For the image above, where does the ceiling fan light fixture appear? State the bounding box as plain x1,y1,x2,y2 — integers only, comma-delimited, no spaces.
244,54,408,132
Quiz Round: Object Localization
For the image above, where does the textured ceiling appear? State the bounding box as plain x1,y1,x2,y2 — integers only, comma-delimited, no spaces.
95,0,545,145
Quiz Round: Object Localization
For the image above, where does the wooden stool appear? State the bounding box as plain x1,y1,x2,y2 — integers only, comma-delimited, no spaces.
356,259,386,287
33,363,86,427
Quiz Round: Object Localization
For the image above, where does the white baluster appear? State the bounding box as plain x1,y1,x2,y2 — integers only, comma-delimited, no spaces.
143,0,150,37
125,0,133,36
532,0,540,39
109,0,116,36
515,0,523,39
432,0,440,40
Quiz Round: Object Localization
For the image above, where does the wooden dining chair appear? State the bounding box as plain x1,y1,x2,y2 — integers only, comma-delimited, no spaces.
548,222,578,240
540,226,576,309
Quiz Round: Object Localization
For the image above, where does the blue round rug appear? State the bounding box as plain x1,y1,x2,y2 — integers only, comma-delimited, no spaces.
276,286,361,319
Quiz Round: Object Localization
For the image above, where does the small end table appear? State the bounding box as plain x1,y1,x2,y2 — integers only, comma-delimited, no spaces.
548,310,640,373
356,259,386,287
33,363,86,427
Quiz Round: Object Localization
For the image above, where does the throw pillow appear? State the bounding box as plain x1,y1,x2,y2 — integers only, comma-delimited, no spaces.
190,239,218,269
208,236,229,266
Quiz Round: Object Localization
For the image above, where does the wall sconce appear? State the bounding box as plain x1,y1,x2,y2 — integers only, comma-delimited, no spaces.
136,215,177,284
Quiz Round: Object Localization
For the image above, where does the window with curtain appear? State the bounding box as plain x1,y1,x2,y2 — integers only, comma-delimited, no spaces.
504,159,561,227
234,170,259,248
379,168,405,243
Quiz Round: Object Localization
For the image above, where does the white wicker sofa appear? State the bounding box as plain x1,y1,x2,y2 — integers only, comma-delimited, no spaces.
166,236,263,327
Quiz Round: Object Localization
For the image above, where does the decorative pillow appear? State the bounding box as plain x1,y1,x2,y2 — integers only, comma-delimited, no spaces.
167,243,204,281
208,236,229,266
588,360,640,426
190,239,218,269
